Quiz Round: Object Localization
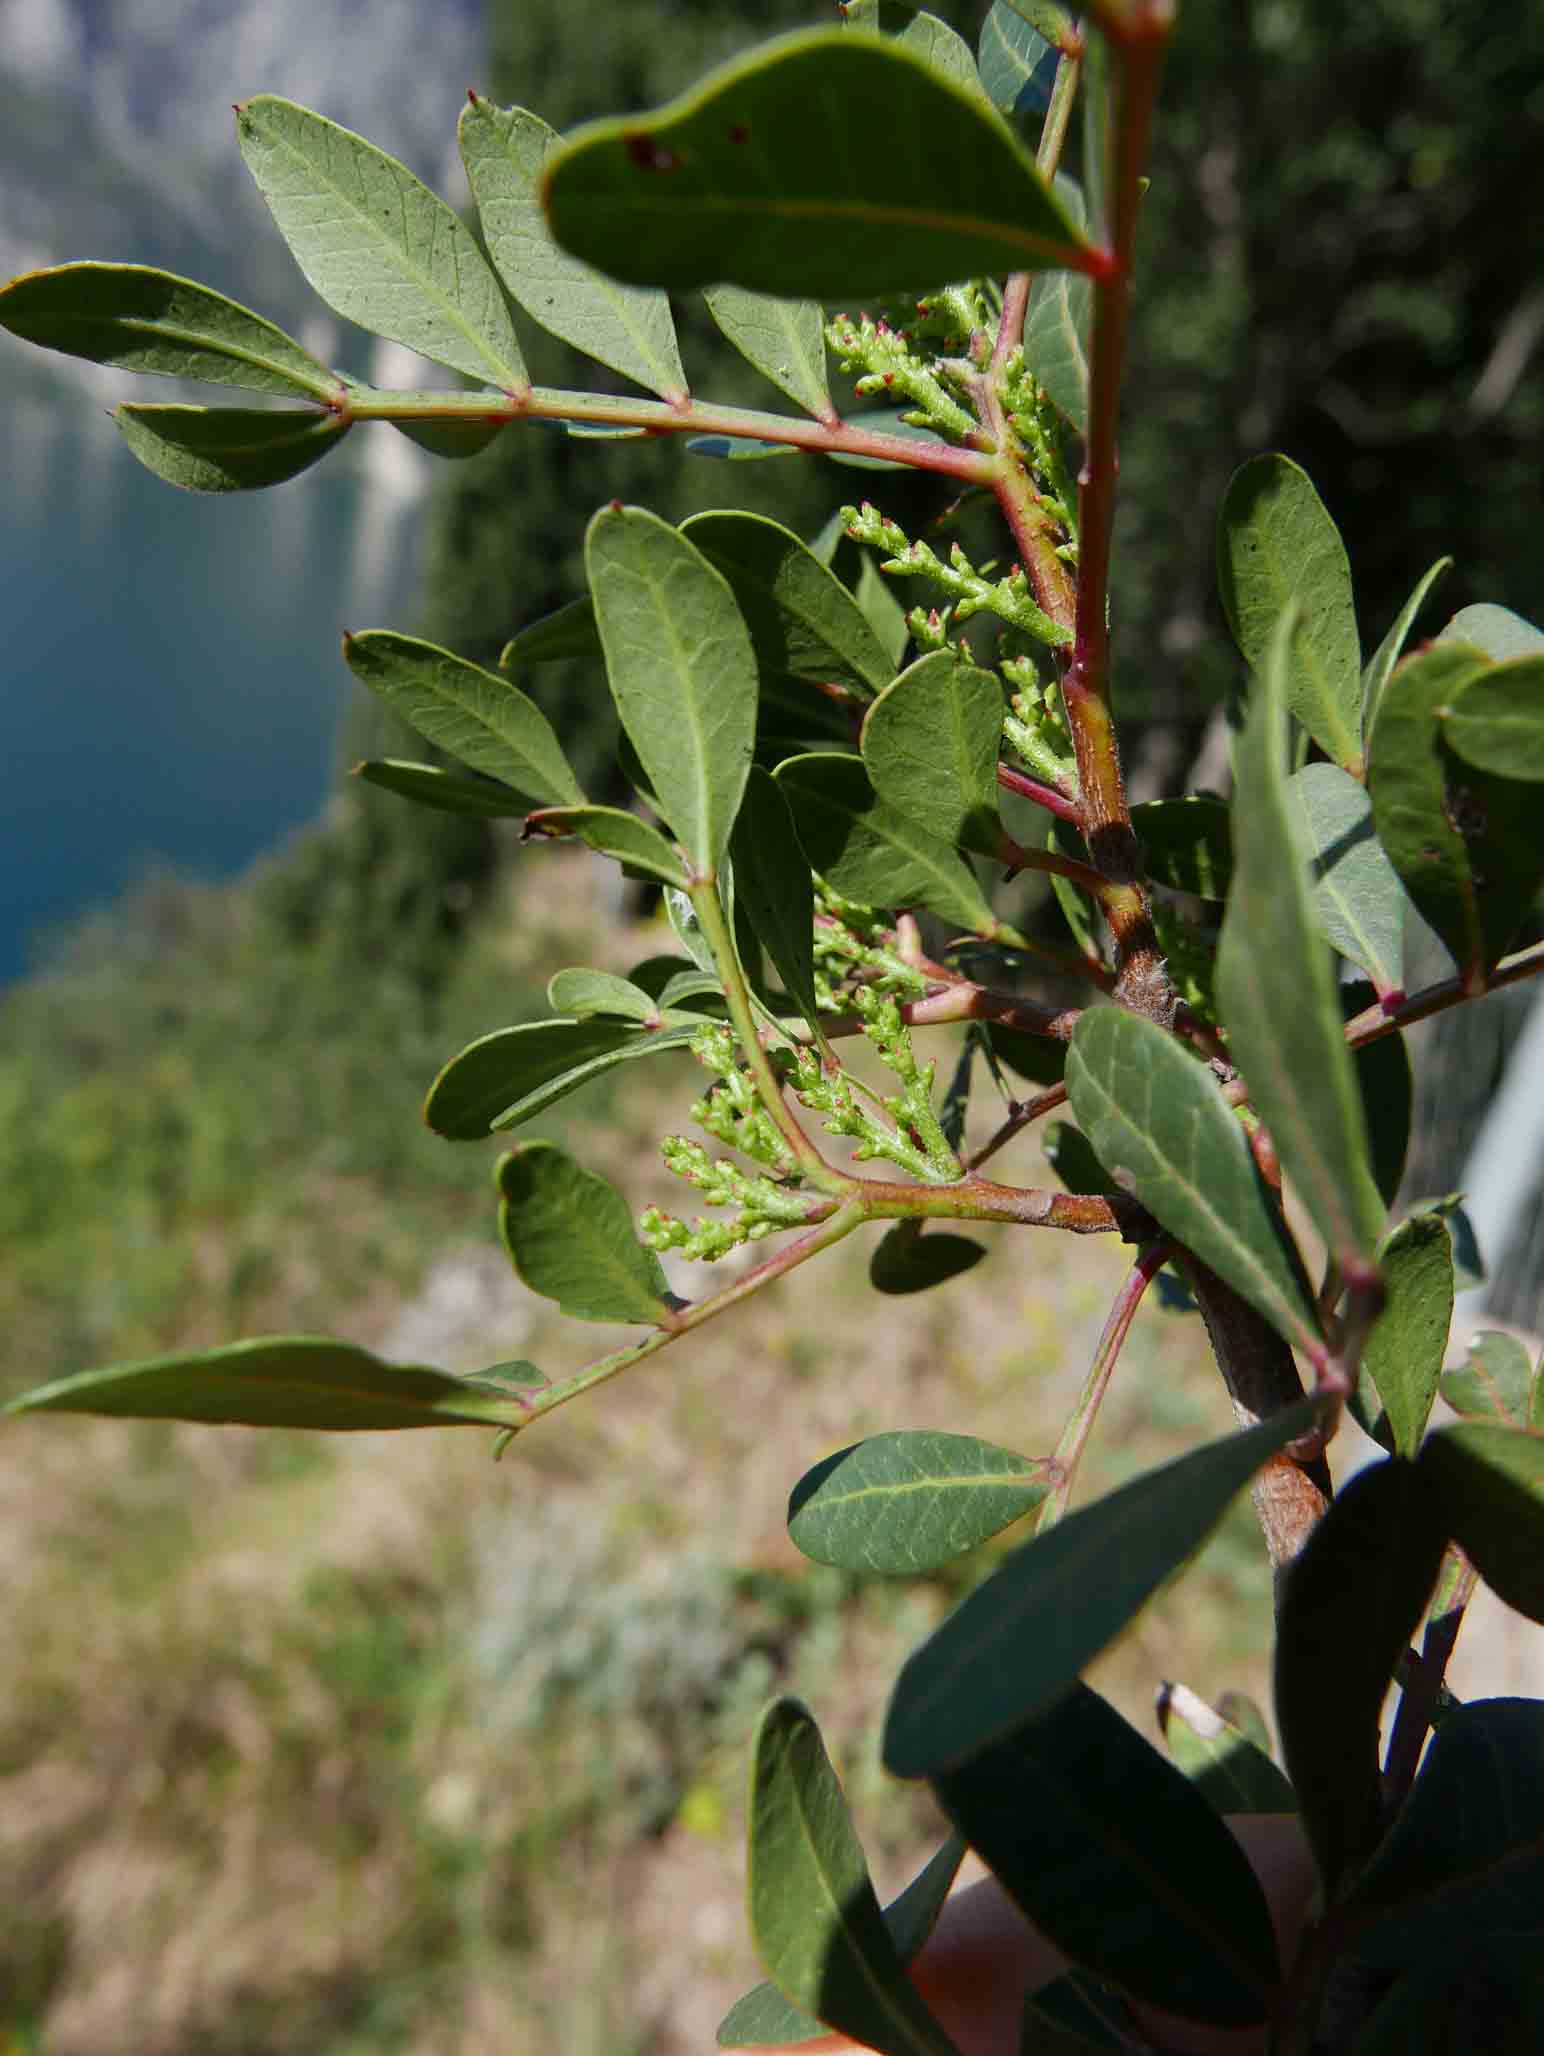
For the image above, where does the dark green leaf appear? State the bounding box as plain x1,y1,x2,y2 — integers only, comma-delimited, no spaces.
545,969,662,1022
1421,1424,1544,1621
1405,1191,1485,1292
1066,1008,1320,1354
1440,1329,1535,1429
235,96,526,387
682,510,893,695
1435,602,1544,663
746,1700,962,2056
869,1226,987,1295
932,1685,1280,2027
861,652,1006,858
1217,454,1362,770
843,1,988,102
730,768,821,1030
1354,1025,1413,1207
460,96,685,398
883,1401,1316,1776
0,261,339,399
495,1142,670,1325
1020,1975,1142,2053
499,595,603,670
522,804,687,888
789,1430,1052,1574
1361,556,1451,734
856,553,912,664
1371,643,1544,982
703,286,832,419
1348,1934,1544,2054
1274,1459,1447,1898
1217,607,1386,1272
2,1336,526,1431
1045,818,1100,964
685,432,801,461
115,403,348,492
389,415,505,459
719,1835,965,2048
1132,796,1232,899
425,1017,698,1139
344,632,583,806
351,758,529,818
543,30,1095,301
1042,1121,1112,1195
985,1022,1066,1088
1360,1212,1453,1458
1156,1680,1298,1814
978,2,1058,116
775,753,1012,942
1441,655,1544,782
1021,173,1090,432
1290,763,1406,995
586,506,758,875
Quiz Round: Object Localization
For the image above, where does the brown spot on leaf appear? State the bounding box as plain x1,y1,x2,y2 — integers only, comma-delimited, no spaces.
728,122,749,144
625,131,681,173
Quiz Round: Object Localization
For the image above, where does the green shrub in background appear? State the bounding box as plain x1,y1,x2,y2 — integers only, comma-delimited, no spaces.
5,1,1544,2047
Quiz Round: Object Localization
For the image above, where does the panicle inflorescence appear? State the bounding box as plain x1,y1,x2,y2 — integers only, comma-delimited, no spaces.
843,502,1073,650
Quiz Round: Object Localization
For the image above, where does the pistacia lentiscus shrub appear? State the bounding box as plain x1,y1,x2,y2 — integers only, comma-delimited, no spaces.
6,3,1544,2046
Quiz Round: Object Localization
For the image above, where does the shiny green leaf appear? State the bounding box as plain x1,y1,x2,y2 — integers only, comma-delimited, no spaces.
425,1017,698,1139
1155,1681,1297,1815
730,768,821,1029
1421,1424,1544,1621
681,510,893,695
861,652,1006,858
788,1430,1052,1575
460,96,685,398
1131,796,1232,899
586,506,758,875
1289,763,1406,995
883,1401,1316,1776
746,1700,962,2056
1217,455,1362,770
343,631,583,806
496,1142,671,1325
115,403,348,492
932,1685,1280,2027
775,753,1011,941
2,1336,526,1431
1435,602,1544,663
1361,556,1451,734
1274,1459,1447,1897
235,95,526,387
1439,1329,1536,1430
703,286,832,419
522,804,687,888
351,759,529,818
0,261,339,399
545,969,661,1022
868,1224,988,1295
543,31,1094,301
1217,608,1385,1271
1066,1008,1320,1354
1441,655,1544,781
1359,1212,1453,1458
500,595,603,670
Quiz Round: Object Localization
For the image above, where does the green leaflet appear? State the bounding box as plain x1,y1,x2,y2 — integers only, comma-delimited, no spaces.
787,1430,1052,1574
978,1,1059,118
1439,1329,1539,1431
883,1402,1317,1776
1367,642,1544,983
932,1687,1282,2026
115,404,348,492
1274,1459,1447,1898
718,1835,965,2048
1217,607,1386,1273
681,510,893,696
860,651,1006,859
775,752,1012,942
1357,1212,1453,1458
390,416,505,460
0,261,339,399
842,1,989,104
542,30,1094,301
856,552,912,665
1156,1681,1297,1815
545,969,664,1023
1021,173,1091,431
460,97,686,399
1131,796,1233,899
343,631,583,807
351,759,530,818
1361,555,1451,735
1440,654,1544,782
745,1700,962,2056
1066,1008,1320,1355
500,595,603,670
1289,763,1406,996
1355,1027,1413,1208
703,286,832,419
1420,1424,1544,1622
868,1223,988,1295
522,805,687,889
1217,455,1363,771
496,1142,671,1326
1043,1121,1113,1195
235,95,526,388
1435,602,1544,662
424,1017,700,1139
730,768,821,1031
1,1336,529,1432
585,507,758,877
